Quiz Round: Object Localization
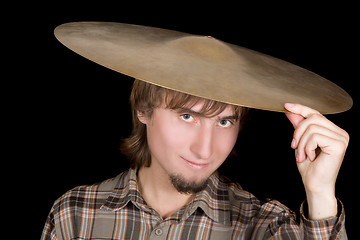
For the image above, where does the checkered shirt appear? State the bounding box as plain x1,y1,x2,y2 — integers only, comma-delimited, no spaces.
41,169,346,239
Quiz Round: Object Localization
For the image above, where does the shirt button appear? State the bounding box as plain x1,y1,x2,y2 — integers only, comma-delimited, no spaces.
155,228,163,236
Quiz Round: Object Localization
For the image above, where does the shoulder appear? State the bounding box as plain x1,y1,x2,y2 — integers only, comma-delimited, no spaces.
51,170,129,215
214,173,296,220
206,173,301,237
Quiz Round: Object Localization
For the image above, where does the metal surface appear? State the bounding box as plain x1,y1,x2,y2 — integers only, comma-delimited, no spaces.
54,22,353,114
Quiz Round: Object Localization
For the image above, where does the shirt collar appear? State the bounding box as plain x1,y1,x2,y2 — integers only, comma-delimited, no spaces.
190,172,231,225
101,169,145,211
101,169,232,225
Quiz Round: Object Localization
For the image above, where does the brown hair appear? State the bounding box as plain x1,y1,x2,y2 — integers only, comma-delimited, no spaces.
121,79,248,169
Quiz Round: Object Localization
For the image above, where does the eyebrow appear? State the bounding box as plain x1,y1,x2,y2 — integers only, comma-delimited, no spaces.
174,107,239,121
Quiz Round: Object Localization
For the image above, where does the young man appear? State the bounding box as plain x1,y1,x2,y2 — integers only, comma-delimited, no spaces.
41,79,348,239
42,22,350,239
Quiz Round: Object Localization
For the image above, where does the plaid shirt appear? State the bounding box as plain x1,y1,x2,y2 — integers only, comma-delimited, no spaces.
41,169,346,239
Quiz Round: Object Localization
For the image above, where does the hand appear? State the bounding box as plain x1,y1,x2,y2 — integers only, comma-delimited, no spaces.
284,103,349,220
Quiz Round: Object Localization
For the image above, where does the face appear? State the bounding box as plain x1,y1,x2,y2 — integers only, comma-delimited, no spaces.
138,101,240,194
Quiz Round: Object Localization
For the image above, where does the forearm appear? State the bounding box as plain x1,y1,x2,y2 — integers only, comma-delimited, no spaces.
300,198,347,240
306,191,337,220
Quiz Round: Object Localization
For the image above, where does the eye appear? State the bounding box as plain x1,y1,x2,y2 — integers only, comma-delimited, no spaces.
218,119,232,128
180,114,194,122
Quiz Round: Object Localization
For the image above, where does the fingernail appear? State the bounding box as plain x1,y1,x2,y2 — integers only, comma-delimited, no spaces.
291,138,297,148
285,103,295,108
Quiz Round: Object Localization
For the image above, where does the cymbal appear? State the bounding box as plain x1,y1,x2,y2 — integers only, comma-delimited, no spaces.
54,22,352,114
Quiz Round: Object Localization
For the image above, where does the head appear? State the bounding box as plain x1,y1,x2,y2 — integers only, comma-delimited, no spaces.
121,79,248,193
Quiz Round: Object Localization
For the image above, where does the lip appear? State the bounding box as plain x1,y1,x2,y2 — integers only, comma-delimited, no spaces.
181,157,209,170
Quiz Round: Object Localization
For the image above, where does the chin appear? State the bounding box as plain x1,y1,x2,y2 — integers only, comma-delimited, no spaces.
169,173,210,194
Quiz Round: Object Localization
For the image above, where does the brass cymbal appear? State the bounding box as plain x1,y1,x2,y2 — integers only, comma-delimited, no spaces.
54,22,352,114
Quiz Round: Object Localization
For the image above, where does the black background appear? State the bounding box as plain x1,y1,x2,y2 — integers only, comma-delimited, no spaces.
11,2,358,238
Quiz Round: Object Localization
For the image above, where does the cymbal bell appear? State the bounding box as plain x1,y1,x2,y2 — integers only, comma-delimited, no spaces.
54,22,352,114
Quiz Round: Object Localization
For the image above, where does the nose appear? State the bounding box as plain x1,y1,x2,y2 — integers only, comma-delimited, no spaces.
190,124,214,160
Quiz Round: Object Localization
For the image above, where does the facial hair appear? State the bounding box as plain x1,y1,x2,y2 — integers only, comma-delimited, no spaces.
169,174,209,194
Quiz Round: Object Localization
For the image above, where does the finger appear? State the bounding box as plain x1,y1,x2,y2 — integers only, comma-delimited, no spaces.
295,126,326,161
292,115,349,149
296,133,328,162
296,127,348,162
284,103,320,119
285,112,304,128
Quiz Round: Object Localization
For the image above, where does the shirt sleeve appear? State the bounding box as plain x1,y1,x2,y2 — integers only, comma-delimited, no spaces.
253,198,347,239
40,207,58,240
299,199,347,239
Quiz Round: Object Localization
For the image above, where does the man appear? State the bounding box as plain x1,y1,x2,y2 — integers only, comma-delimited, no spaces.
41,22,351,239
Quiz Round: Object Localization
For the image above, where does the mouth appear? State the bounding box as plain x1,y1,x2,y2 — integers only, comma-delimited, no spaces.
181,157,209,170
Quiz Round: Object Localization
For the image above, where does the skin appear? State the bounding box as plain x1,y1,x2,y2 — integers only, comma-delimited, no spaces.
138,101,349,220
285,103,349,220
137,102,240,218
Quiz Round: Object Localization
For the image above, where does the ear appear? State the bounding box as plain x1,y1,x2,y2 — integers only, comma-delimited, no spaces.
137,111,148,124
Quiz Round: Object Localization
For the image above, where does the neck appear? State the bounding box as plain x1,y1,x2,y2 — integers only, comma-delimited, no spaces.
137,163,194,219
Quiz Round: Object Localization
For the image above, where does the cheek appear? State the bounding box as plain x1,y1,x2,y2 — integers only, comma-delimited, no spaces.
215,129,239,157
146,119,188,157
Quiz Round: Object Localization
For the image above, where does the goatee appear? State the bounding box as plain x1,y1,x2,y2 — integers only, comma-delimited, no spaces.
169,174,209,194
